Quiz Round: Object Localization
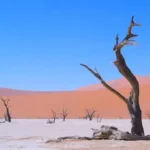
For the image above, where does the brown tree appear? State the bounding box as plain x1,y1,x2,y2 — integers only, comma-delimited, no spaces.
47,109,57,124
61,107,68,121
85,109,96,121
81,16,144,136
1,97,11,122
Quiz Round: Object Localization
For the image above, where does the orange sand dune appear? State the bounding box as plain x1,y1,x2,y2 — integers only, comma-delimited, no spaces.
0,88,52,96
76,76,150,91
0,83,150,119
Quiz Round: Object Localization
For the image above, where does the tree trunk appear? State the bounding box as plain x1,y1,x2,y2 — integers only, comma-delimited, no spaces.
127,96,144,136
1,98,12,123
6,108,11,122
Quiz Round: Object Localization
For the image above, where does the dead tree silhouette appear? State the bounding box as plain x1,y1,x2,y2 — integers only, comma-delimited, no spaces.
1,97,11,122
81,16,144,136
85,109,96,121
61,107,68,121
47,109,57,124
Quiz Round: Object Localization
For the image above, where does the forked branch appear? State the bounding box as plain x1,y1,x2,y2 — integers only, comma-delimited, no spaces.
85,108,96,121
113,16,141,51
1,97,11,122
96,114,102,123
80,64,127,104
47,109,57,124
113,16,140,103
61,107,68,121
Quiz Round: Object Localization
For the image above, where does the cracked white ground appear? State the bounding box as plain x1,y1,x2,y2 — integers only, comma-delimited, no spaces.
0,119,150,150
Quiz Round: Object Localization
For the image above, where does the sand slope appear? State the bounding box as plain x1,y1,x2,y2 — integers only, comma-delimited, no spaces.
76,76,150,91
0,76,150,119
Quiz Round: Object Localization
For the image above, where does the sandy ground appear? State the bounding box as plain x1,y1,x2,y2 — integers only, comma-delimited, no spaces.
0,119,150,150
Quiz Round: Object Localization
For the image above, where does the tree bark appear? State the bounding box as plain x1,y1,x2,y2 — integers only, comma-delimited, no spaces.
130,105,144,136
114,50,144,136
6,107,11,122
127,91,144,136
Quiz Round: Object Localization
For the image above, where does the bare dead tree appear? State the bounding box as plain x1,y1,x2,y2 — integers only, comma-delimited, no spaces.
1,97,11,122
96,114,102,123
47,109,57,124
85,109,96,121
81,16,144,136
61,107,68,121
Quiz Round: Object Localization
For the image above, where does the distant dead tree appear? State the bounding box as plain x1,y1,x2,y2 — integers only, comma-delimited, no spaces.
47,109,57,124
61,107,68,121
81,16,145,136
96,114,102,123
85,109,96,121
1,97,11,122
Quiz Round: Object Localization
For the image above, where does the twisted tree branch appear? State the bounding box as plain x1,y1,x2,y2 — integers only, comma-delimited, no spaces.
113,16,140,103
80,64,127,104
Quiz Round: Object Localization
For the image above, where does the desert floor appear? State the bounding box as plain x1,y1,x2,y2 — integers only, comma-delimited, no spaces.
1,119,150,150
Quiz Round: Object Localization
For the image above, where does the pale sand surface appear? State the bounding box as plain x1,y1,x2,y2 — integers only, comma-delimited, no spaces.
0,119,150,150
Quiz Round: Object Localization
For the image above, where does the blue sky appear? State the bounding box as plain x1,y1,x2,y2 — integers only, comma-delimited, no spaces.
0,0,150,91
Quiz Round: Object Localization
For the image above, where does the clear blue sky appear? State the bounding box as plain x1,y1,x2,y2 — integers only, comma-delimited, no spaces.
0,0,150,91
